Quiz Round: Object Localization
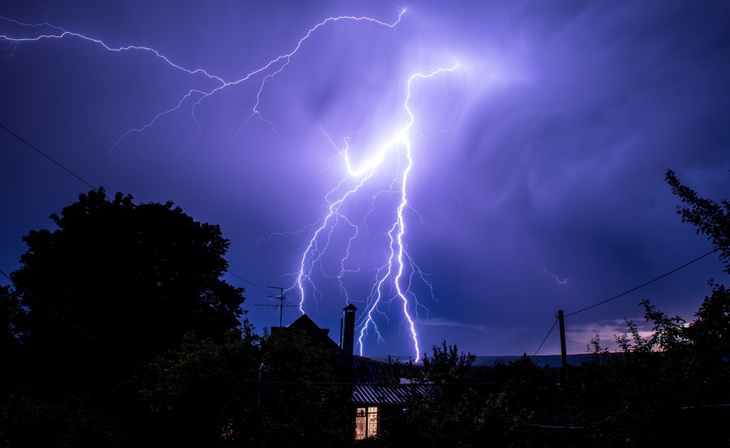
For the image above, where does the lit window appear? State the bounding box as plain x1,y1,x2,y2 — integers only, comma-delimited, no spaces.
355,406,378,440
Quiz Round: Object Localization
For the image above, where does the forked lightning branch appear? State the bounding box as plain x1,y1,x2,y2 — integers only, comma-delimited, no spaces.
1,9,458,362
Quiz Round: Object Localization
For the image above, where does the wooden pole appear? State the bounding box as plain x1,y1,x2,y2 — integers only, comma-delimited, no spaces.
557,309,568,381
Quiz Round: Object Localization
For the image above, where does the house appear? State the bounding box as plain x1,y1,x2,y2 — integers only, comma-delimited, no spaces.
277,304,434,442
350,363,434,441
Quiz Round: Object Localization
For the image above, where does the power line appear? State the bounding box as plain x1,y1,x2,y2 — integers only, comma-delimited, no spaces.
0,122,96,190
565,248,719,318
4,120,720,357
531,248,719,357
532,318,558,358
227,271,273,295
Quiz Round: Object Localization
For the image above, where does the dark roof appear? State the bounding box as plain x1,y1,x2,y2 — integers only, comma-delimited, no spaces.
351,355,394,383
348,355,437,405
274,314,436,406
284,313,341,352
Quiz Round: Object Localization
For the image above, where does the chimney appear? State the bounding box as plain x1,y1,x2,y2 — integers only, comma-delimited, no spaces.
342,304,357,369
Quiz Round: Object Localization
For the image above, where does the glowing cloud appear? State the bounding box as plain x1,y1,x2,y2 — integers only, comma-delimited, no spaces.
1,8,460,362
295,65,459,362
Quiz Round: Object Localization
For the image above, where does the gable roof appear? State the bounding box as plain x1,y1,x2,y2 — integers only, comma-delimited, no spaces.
285,313,342,352
276,314,437,406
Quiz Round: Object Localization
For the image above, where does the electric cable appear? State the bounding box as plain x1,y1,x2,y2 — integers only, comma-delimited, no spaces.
532,318,558,358
565,248,719,318
531,248,719,357
228,271,272,296
0,122,96,190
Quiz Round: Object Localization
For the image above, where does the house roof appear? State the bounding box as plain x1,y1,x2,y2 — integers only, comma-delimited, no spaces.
351,382,437,406
278,313,437,406
283,313,342,352
350,355,395,383
348,355,437,405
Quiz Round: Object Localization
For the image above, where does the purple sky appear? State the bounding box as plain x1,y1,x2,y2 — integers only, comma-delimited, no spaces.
1,1,729,359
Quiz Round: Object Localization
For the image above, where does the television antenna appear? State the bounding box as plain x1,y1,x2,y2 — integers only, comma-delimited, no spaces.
254,286,295,327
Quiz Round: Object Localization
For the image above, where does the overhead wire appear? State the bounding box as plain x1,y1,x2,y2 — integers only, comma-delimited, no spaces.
532,318,558,358
531,247,720,357
228,271,273,296
1,121,722,357
227,271,339,325
0,122,96,190
1,121,278,331
565,247,719,318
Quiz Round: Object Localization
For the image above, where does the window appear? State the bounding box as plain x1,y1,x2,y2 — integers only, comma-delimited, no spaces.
355,406,378,440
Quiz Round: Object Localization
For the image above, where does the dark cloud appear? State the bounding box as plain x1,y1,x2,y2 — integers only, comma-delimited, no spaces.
1,1,728,358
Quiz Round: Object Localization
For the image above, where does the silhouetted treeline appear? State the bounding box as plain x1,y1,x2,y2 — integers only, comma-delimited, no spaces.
1,169,728,447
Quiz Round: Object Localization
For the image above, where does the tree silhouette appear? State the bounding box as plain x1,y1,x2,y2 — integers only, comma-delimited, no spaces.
10,188,246,398
666,169,730,273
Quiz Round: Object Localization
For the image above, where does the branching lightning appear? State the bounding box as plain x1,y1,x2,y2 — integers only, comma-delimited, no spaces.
296,65,458,362
1,8,458,361
1,12,405,151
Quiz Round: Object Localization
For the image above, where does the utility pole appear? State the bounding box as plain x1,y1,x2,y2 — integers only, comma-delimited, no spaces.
557,309,568,382
557,309,576,442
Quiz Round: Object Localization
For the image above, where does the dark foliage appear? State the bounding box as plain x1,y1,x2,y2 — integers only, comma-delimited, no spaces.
666,169,730,273
125,330,261,447
375,171,730,447
1,188,247,446
13,188,244,368
256,327,351,448
2,171,730,446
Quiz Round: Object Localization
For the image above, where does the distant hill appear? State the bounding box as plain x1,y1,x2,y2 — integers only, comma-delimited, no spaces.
473,354,595,368
370,353,595,368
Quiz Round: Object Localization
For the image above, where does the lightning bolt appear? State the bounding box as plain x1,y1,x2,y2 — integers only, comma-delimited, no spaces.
0,11,405,152
295,66,457,363
543,266,569,284
1,9,459,362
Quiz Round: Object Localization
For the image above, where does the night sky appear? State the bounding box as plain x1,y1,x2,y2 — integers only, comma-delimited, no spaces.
2,1,729,360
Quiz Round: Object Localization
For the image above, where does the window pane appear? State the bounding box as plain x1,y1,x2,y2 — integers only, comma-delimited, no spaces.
368,415,378,437
367,407,378,438
355,414,366,440
355,406,379,440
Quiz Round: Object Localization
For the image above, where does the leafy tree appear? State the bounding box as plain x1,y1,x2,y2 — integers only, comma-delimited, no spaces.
256,327,349,448
613,299,687,354
677,281,730,417
580,301,693,447
421,339,476,384
384,344,569,447
11,188,245,377
127,329,261,447
665,169,730,408
3,188,247,446
383,341,489,448
480,355,566,447
574,171,730,447
666,169,730,273
685,283,730,367
0,284,24,354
